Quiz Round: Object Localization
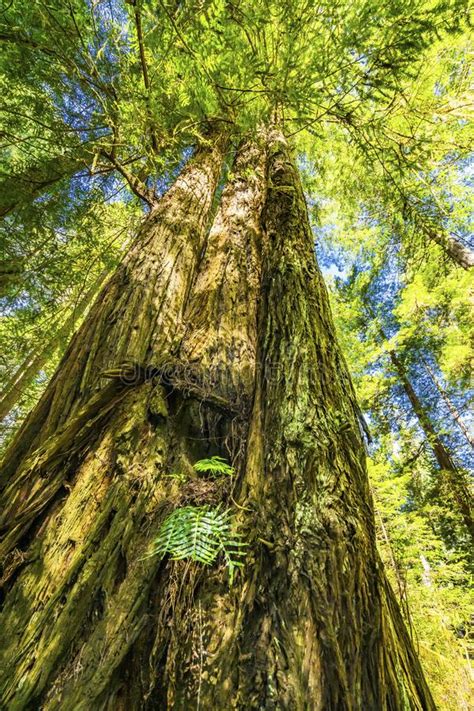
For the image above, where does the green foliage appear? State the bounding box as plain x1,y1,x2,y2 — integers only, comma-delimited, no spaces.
162,457,234,484
193,456,234,478
369,454,473,709
393,250,474,387
148,505,245,583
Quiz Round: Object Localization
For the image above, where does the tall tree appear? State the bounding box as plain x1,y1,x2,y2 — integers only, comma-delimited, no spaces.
385,343,473,540
421,356,473,449
0,125,436,711
1,0,472,707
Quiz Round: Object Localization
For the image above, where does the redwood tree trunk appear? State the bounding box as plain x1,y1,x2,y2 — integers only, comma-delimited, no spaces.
0,128,435,710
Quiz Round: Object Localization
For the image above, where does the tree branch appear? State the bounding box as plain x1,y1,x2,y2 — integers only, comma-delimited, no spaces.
101,151,157,207
130,0,159,153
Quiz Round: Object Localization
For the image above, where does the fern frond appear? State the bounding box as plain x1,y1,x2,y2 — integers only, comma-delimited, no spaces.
150,505,245,582
193,456,234,478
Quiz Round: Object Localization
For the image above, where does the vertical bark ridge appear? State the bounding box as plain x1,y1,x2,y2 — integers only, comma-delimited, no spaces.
95,131,436,711
179,135,268,408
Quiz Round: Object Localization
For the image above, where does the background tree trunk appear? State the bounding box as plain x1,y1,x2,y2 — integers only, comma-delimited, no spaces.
421,356,473,449
0,129,435,710
387,348,473,540
0,268,109,425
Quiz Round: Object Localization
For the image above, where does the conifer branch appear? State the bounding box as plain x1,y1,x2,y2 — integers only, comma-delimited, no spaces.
101,151,157,207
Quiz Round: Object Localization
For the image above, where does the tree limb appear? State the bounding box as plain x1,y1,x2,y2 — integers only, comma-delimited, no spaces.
101,151,157,207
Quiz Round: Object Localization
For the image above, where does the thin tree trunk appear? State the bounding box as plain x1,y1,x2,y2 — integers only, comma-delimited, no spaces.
0,269,109,424
419,556,432,588
0,129,435,710
427,230,474,270
388,348,473,540
421,357,473,449
373,487,411,621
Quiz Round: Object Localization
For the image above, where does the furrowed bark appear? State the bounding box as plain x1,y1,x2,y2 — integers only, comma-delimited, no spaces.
129,131,435,710
42,134,270,711
98,132,434,710
179,136,268,408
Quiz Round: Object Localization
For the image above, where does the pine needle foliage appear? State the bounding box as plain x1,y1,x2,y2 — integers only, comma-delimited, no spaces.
149,505,245,583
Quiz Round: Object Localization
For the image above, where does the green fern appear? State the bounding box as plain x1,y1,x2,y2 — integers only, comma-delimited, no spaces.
149,505,245,583
193,456,234,478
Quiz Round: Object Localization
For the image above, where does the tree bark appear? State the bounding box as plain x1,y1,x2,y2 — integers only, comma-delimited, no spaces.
0,269,109,425
427,230,474,270
0,129,435,710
